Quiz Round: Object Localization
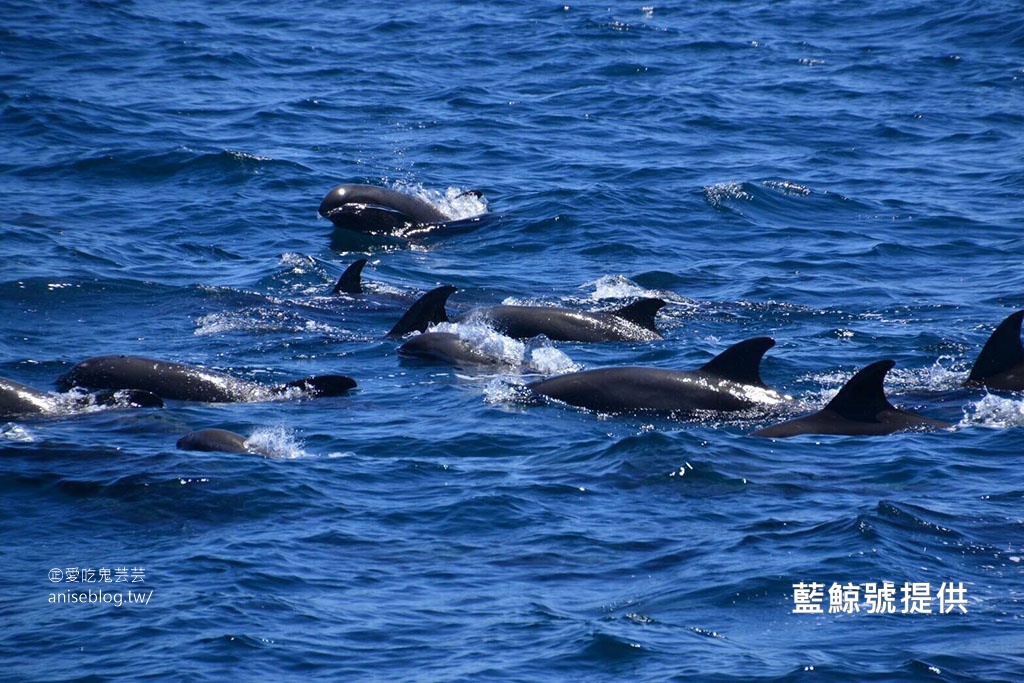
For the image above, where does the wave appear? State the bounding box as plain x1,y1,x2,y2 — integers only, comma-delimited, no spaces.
11,146,310,183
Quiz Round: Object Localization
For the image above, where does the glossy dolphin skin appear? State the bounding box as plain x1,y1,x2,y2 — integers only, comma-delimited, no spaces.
397,332,507,368
476,299,664,342
752,360,951,438
177,428,256,455
965,310,1024,391
57,355,356,403
1,376,162,419
529,337,785,415
319,184,451,235
0,377,61,418
387,285,665,342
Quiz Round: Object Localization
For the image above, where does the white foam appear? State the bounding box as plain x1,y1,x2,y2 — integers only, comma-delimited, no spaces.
886,358,966,393
194,312,248,336
960,394,1024,429
580,274,693,308
482,377,536,405
583,274,654,300
425,320,580,375
526,345,580,375
498,295,547,307
762,180,812,196
194,310,343,337
431,321,526,366
278,252,316,271
703,181,752,207
392,181,488,221
245,426,308,459
1,423,35,442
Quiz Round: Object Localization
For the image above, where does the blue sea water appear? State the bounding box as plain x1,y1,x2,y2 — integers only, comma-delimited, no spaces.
2,0,1024,680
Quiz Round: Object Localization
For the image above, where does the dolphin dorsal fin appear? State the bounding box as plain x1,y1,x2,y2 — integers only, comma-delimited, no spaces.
823,360,896,421
333,259,368,295
968,310,1024,384
613,298,665,332
387,285,456,337
699,337,775,387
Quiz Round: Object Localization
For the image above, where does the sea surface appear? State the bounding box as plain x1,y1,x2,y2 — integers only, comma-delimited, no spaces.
2,1,1023,680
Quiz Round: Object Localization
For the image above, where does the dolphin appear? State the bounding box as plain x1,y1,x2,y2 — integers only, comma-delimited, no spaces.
397,332,508,368
752,360,951,438
528,337,786,415
477,299,664,342
965,310,1024,391
56,356,356,403
319,184,453,235
177,428,262,455
386,285,665,342
0,376,162,419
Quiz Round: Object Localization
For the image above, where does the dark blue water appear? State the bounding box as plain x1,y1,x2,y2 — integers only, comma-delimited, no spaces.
2,1,1023,680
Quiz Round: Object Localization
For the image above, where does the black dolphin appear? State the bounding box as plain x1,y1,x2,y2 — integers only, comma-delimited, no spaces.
319,184,454,235
752,360,951,438
965,310,1024,391
528,337,786,415
177,428,261,455
386,285,664,342
477,299,664,342
397,332,509,369
57,356,356,403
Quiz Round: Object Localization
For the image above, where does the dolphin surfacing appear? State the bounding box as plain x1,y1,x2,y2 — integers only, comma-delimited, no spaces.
752,360,951,438
177,428,257,455
57,356,356,403
477,298,664,342
529,337,786,415
387,285,665,343
319,184,453,235
398,332,508,368
965,310,1024,391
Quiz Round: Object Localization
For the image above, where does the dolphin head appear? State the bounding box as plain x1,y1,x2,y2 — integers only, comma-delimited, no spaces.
319,184,370,218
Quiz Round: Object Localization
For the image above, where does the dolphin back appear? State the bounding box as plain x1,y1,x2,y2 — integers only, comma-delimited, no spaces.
752,359,950,438
177,428,252,454
397,332,504,368
0,377,53,418
57,355,253,402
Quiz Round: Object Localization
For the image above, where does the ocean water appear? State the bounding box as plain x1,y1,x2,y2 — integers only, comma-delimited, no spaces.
2,1,1023,680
